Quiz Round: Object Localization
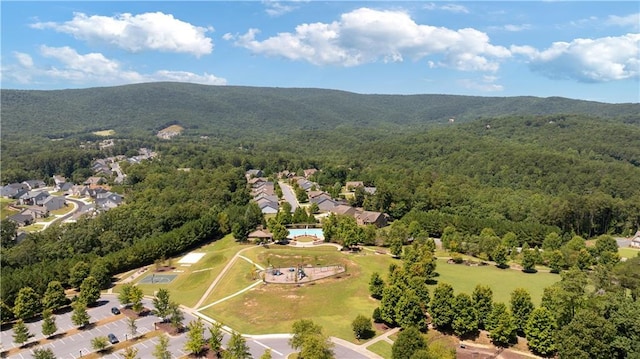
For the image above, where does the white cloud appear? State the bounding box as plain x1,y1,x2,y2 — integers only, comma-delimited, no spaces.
502,24,531,32
605,13,640,29
264,1,296,17
227,7,510,71
2,47,226,86
31,12,213,57
523,33,640,82
458,75,504,92
424,3,469,13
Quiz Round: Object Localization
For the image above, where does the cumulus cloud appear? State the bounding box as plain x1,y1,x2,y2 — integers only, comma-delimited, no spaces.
523,33,640,82
31,12,213,57
226,7,510,71
489,24,531,32
2,46,226,86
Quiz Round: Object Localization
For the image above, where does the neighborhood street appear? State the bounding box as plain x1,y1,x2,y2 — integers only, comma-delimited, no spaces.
278,182,298,211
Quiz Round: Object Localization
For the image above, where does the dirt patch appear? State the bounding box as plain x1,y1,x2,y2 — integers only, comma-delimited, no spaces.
154,266,176,273
121,307,152,318
155,321,182,337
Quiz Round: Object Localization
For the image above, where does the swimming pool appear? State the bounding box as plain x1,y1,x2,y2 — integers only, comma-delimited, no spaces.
287,228,324,240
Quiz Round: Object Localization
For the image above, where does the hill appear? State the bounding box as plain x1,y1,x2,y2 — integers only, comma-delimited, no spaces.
2,82,638,139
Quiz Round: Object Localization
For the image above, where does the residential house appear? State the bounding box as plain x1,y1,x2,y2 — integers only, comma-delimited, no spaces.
22,180,46,190
252,182,275,196
355,211,388,228
95,192,124,210
53,175,67,191
332,204,357,217
296,178,314,191
71,185,91,197
58,182,73,193
254,193,279,204
7,213,34,227
22,206,49,219
18,191,50,206
630,231,640,249
248,177,267,186
309,192,332,203
1,183,29,199
84,176,107,187
345,181,364,191
246,169,264,179
316,198,338,212
303,168,317,178
43,196,66,211
258,201,279,215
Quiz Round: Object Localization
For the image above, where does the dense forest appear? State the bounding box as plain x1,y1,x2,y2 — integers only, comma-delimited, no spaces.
1,83,639,357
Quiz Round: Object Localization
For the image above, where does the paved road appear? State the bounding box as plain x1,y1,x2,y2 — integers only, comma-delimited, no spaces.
278,182,299,211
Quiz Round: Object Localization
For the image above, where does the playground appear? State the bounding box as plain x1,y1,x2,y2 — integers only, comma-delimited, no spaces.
264,264,345,284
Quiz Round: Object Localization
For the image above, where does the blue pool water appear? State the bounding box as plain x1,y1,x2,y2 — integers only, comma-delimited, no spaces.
287,228,324,240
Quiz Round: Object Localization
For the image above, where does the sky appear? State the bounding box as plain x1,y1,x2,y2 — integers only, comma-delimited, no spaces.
1,1,639,103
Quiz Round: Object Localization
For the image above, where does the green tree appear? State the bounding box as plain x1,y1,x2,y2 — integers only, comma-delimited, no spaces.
1,218,18,248
122,346,139,359
129,285,144,313
91,336,109,352
268,221,288,243
396,291,426,331
1,299,16,323
260,348,272,359
542,232,563,251
78,276,100,306
430,282,455,330
208,322,224,356
71,301,90,328
13,286,42,320
547,250,565,273
492,245,509,268
486,303,516,347
389,238,403,257
510,288,534,335
472,285,493,329
380,284,403,326
391,326,428,359
41,309,57,338
152,288,171,322
556,309,615,359
576,248,592,270
89,261,111,289
152,334,172,359
42,281,68,312
224,331,252,359
452,293,478,337
525,307,556,356
169,301,184,331
298,333,334,359
352,314,373,339
521,250,537,273
69,261,90,288
12,319,33,347
369,272,385,299
32,347,56,359
290,319,322,351
184,319,205,356
118,283,133,308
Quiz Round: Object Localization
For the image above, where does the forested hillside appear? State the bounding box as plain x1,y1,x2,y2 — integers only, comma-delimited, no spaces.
2,82,638,139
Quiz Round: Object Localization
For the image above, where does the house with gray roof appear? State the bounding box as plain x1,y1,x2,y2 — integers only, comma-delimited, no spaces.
7,213,34,227
43,196,67,211
1,183,29,199
18,191,50,206
22,180,46,190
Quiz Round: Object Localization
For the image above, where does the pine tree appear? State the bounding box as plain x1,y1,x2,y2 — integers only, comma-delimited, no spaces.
525,307,556,356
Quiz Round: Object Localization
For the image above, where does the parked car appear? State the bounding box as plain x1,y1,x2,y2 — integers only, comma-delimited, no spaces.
108,333,119,344
111,307,120,315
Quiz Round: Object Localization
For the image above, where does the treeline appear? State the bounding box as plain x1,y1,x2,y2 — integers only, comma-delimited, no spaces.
370,238,640,358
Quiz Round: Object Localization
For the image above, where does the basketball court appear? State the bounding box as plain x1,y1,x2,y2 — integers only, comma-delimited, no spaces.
139,273,177,284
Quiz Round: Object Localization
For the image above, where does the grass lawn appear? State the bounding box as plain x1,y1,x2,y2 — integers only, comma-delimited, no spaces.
199,247,394,341
1,198,19,219
112,235,240,307
201,256,259,305
367,341,392,359
51,205,75,216
619,247,640,259
22,224,45,232
93,129,116,136
431,258,560,305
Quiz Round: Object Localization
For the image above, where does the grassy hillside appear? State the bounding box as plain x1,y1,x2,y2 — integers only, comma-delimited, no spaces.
2,82,638,139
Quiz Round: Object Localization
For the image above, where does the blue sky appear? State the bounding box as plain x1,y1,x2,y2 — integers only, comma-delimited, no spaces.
1,1,638,103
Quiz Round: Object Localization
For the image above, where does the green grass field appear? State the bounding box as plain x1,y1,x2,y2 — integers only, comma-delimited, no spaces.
111,235,239,307
1,198,19,219
431,258,560,305
92,129,116,136
367,341,392,359
619,247,640,260
199,247,394,341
